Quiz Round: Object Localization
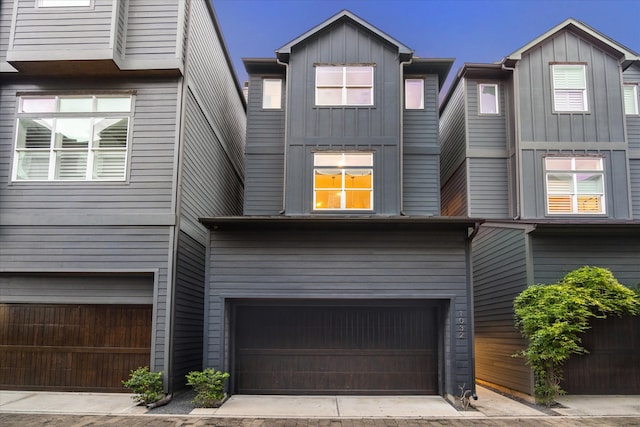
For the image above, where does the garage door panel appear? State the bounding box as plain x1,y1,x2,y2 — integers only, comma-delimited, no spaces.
234,302,440,395
0,304,152,392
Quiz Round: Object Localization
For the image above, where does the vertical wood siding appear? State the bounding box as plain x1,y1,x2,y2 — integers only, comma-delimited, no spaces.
206,226,473,396
472,226,532,395
11,0,114,51
517,30,625,143
172,231,205,389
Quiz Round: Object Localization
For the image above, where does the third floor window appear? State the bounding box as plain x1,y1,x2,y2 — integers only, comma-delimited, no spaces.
315,66,374,106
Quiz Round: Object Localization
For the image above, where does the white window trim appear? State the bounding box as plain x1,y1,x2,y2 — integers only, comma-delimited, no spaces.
313,152,374,211
624,84,639,115
552,64,588,113
544,157,605,215
405,79,424,110
12,95,132,182
37,0,91,7
478,83,499,115
315,66,374,106
262,78,282,109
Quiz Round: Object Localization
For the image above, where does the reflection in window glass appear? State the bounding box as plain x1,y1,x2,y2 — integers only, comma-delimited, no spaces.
405,79,424,109
316,66,373,106
479,83,498,114
262,79,282,109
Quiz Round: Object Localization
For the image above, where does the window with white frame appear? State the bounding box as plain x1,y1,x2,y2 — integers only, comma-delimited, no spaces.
545,157,605,215
316,66,374,106
624,84,638,115
262,79,282,109
479,83,499,114
552,64,588,112
314,152,373,210
38,0,91,7
13,95,132,182
405,79,424,109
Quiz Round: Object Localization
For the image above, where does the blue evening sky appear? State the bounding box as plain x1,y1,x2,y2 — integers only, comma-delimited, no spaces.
212,0,640,97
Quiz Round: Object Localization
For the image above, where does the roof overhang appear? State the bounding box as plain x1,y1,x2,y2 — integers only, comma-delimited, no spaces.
243,58,286,75
484,219,640,235
439,63,511,113
404,58,455,91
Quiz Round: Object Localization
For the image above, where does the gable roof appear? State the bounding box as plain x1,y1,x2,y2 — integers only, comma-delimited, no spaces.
504,18,639,68
276,10,414,63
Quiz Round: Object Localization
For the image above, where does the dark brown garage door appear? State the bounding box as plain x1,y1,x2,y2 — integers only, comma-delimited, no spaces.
562,315,640,394
234,301,440,395
0,304,152,392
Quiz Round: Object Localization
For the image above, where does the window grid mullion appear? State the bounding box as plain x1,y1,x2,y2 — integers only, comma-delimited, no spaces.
48,118,56,180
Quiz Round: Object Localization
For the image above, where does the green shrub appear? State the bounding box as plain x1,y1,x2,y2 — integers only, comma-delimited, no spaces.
186,368,229,408
122,366,164,405
514,266,639,406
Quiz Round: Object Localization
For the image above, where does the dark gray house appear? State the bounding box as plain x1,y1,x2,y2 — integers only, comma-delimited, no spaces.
0,0,245,393
201,10,481,398
439,18,640,396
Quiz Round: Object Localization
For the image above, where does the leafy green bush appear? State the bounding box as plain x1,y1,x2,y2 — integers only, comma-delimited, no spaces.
186,368,230,408
514,266,639,406
122,366,164,405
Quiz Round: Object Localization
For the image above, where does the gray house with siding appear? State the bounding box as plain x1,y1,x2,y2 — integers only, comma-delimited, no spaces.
439,18,640,396
200,10,482,398
0,0,245,393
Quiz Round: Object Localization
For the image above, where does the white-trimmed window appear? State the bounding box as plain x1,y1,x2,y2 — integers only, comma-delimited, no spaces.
314,152,373,210
262,79,282,109
405,79,424,109
545,157,605,215
316,66,373,106
38,0,91,7
479,83,499,114
624,84,638,115
552,64,588,112
13,95,132,182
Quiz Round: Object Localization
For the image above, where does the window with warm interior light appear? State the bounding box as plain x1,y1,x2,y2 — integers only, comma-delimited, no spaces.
314,152,373,210
262,79,282,109
479,83,499,114
316,66,373,106
13,94,132,182
552,64,588,112
405,79,424,109
545,157,605,215
624,84,638,115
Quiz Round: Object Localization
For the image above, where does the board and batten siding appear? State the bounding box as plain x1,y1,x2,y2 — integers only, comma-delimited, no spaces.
624,63,640,151
403,74,440,215
517,30,626,143
284,20,402,215
205,226,474,395
472,225,533,395
0,80,180,225
244,73,286,215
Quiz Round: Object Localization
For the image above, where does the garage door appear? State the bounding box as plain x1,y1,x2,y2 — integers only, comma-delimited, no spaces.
0,304,152,392
234,301,440,395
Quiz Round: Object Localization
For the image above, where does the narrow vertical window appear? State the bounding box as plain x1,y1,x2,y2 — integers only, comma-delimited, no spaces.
405,79,424,109
552,64,588,112
545,157,604,215
262,79,282,109
479,83,499,114
314,152,373,210
624,84,638,115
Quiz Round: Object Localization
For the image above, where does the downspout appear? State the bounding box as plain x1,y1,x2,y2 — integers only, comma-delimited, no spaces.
276,57,289,214
502,61,520,219
467,221,482,401
399,56,413,215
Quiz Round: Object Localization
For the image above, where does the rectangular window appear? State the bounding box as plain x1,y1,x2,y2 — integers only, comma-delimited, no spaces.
545,157,604,215
262,79,282,109
314,152,373,210
479,83,499,114
38,0,91,7
405,79,424,109
13,95,132,182
624,84,638,115
316,66,373,106
552,64,588,112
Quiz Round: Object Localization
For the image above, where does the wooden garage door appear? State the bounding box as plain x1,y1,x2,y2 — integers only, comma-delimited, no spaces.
234,301,440,395
0,304,152,392
562,315,640,394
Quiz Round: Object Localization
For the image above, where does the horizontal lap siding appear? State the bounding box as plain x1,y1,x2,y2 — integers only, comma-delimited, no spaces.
467,80,507,150
440,82,466,185
472,226,532,395
125,0,179,57
441,162,468,216
469,158,509,218
0,0,11,64
0,81,179,219
11,0,114,51
631,160,640,218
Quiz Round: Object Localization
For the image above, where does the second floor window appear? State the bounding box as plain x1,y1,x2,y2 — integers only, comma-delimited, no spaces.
552,64,588,112
545,157,604,215
262,79,282,109
479,83,499,114
38,0,91,6
405,79,424,109
314,152,373,210
13,95,132,182
316,66,374,106
624,84,638,115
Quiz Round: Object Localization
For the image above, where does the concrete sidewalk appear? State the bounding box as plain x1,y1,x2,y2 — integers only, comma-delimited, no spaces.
1,386,639,419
